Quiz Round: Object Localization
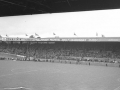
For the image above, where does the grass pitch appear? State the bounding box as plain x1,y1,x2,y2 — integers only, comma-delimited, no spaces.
0,60,120,90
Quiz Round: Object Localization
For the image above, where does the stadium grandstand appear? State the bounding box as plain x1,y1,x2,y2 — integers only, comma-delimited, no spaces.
0,37,120,65
1,1,120,90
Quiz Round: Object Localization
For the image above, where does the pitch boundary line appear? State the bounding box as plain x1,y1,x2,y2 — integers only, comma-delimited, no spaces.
0,69,38,78
114,78,120,90
4,87,31,90
0,68,51,78
11,68,38,72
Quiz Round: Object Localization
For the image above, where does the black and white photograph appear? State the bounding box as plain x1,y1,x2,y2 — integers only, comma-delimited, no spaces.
0,0,120,90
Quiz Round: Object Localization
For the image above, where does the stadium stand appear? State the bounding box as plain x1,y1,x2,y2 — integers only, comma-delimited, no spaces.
0,41,120,63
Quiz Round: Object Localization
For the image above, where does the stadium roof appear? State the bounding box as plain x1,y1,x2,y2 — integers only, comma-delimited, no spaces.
0,0,120,17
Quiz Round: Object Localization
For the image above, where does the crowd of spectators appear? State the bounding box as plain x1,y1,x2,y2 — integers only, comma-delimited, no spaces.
0,41,120,60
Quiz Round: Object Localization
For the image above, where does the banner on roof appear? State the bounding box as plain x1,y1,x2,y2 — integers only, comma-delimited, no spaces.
1,37,120,42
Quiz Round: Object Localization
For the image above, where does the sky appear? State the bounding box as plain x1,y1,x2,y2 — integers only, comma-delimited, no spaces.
0,9,120,38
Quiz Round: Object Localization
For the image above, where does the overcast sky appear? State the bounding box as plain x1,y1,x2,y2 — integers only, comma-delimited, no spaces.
0,9,120,38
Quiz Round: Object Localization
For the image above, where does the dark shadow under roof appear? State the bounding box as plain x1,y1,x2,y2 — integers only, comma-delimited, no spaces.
0,0,120,17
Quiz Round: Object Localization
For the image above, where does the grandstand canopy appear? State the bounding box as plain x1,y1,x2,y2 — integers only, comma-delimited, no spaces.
0,0,120,17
